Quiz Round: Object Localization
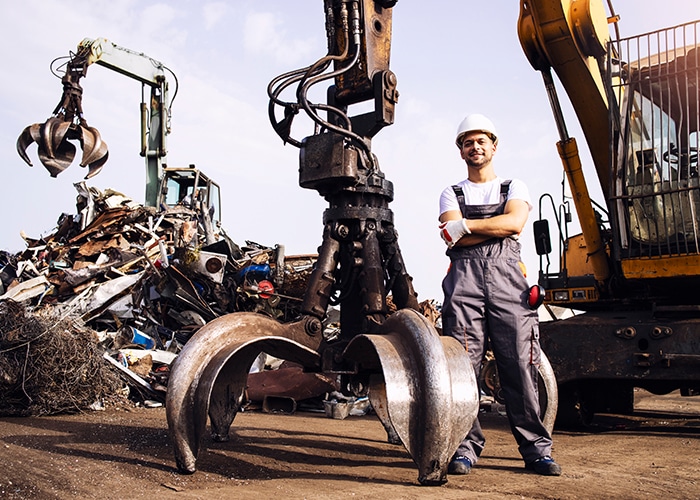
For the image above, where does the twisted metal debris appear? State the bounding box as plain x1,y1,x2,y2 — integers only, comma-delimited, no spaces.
0,300,123,416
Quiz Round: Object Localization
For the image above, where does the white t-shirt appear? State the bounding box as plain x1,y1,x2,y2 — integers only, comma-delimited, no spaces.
439,177,532,217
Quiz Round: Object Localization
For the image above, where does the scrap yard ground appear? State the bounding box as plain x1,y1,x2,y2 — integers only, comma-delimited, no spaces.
1,389,699,500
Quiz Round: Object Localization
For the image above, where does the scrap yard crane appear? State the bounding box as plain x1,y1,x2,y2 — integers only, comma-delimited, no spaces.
519,0,700,425
17,37,221,224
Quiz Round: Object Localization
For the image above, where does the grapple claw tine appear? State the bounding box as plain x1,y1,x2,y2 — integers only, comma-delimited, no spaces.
85,150,109,179
40,117,64,159
38,140,76,177
343,310,480,486
28,122,43,143
16,125,39,166
52,120,72,154
79,125,108,169
166,312,321,473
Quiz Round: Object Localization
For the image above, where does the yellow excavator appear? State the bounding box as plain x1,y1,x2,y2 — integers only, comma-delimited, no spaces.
17,37,222,226
519,1,700,425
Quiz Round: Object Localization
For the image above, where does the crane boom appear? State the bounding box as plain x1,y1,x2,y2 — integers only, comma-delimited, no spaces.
80,37,167,87
518,0,612,196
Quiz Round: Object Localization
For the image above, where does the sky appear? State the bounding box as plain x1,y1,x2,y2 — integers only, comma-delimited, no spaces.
1,0,698,302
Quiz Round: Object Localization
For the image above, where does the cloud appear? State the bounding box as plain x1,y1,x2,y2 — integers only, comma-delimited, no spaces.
243,11,318,65
141,3,178,26
202,2,228,30
138,4,187,47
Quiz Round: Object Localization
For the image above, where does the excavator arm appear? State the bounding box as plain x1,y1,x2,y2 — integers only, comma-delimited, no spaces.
80,37,168,87
518,0,614,286
518,0,611,195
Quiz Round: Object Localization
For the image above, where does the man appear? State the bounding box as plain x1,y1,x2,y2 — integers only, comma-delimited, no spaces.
438,113,561,476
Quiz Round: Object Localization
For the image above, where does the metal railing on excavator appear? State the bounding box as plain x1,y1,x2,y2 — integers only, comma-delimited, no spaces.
610,20,700,266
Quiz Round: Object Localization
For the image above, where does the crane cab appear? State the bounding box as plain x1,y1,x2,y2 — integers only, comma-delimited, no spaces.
158,165,222,225
611,24,700,282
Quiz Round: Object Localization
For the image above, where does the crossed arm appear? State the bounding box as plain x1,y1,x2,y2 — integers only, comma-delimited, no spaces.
438,199,530,247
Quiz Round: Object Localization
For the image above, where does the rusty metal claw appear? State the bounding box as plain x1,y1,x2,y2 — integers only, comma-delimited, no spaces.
17,44,110,179
17,117,78,177
166,308,479,486
166,312,322,473
80,125,109,179
41,117,71,159
16,123,42,166
39,118,77,176
343,310,479,485
38,138,76,177
79,125,105,167
16,117,109,178
85,150,109,179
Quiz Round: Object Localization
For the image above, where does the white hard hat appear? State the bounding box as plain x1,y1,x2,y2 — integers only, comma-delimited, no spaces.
455,114,498,147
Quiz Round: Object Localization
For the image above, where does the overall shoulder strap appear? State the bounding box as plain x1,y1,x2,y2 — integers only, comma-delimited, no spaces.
452,185,467,217
500,180,512,203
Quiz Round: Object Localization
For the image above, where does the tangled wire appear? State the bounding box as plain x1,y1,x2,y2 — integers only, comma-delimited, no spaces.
0,300,123,416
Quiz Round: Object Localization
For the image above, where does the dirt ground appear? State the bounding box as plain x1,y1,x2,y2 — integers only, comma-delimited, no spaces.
1,389,699,500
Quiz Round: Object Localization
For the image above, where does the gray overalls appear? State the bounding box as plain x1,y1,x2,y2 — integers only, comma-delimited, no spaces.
441,181,553,464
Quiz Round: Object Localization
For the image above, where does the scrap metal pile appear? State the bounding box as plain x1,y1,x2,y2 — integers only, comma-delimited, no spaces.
0,299,123,416
0,182,319,416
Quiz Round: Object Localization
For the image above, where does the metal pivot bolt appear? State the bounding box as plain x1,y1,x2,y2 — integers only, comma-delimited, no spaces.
650,326,672,339
616,326,637,339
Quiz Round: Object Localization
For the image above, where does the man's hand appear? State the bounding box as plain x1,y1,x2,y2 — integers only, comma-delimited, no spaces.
439,218,471,248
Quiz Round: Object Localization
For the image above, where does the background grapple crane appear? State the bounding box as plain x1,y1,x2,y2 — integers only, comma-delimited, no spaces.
166,0,480,486
16,37,222,225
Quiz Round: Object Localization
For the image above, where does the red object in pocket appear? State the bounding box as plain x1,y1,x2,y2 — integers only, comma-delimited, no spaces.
528,284,545,309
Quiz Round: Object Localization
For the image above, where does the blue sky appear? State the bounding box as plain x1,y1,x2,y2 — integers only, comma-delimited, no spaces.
1,0,698,301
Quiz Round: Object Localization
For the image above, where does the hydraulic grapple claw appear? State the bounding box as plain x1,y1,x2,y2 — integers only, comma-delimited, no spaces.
80,125,109,178
17,118,76,177
41,117,70,159
16,124,41,166
166,313,323,474
17,42,109,179
166,309,479,486
17,117,108,179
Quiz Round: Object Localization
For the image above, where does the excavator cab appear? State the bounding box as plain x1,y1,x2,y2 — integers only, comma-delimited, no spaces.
158,165,222,225
531,16,700,305
611,24,700,263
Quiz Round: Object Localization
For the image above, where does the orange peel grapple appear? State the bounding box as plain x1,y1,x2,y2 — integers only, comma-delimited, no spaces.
17,44,108,178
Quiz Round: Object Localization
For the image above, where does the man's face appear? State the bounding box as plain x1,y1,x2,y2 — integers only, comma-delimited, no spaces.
459,131,496,169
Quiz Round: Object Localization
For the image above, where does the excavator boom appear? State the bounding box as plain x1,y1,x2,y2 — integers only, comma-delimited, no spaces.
80,37,167,86
519,0,612,197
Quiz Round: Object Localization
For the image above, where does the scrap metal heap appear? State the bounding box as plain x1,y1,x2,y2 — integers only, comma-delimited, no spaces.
165,0,479,486
0,182,317,415
0,299,123,416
